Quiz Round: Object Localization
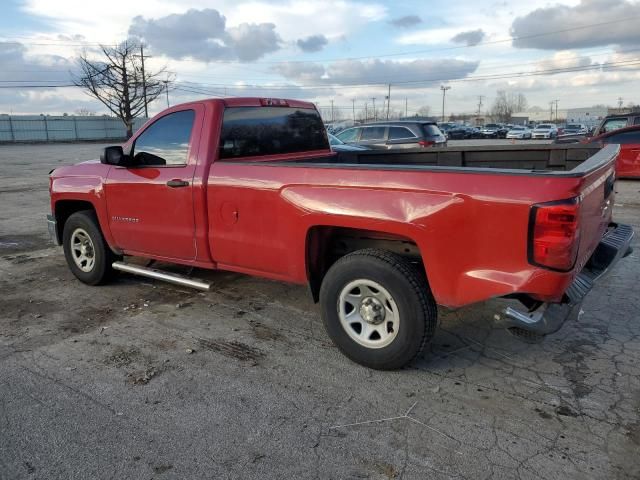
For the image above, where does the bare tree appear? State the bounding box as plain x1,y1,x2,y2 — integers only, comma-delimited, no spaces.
73,40,168,138
74,108,96,116
490,90,528,122
416,105,431,117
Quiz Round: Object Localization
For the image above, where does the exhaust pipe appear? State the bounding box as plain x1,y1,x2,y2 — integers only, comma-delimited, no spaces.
112,261,211,291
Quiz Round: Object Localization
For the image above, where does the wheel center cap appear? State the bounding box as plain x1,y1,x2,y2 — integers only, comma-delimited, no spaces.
359,297,385,324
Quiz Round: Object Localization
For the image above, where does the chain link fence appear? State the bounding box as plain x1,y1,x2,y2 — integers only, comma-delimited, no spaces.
0,116,148,143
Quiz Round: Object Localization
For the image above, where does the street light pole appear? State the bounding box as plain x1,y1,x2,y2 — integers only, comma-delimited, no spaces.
371,97,376,121
440,85,451,122
386,84,391,120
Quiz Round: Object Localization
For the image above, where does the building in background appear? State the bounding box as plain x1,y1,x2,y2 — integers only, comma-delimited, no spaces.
565,106,608,128
513,108,568,125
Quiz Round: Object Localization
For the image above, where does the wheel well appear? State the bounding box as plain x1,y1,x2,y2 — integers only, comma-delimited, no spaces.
54,200,96,244
306,226,424,302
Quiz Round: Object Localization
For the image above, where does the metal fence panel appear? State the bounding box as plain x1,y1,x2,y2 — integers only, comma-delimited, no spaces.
0,115,147,143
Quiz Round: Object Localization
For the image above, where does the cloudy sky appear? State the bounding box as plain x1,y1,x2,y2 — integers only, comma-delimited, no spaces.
1,0,639,117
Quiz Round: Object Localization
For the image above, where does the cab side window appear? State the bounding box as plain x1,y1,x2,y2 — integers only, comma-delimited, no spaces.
133,110,195,166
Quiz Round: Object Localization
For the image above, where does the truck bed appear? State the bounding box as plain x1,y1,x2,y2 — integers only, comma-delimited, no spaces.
279,144,612,175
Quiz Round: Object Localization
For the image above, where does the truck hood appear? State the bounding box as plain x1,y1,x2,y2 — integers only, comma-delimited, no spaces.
50,158,107,178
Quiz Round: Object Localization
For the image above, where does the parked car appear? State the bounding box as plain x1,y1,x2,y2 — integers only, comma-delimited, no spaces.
466,126,484,138
446,125,473,140
563,124,588,135
506,126,532,139
328,133,368,152
335,121,447,149
480,123,501,138
437,122,457,137
532,124,558,139
47,97,633,370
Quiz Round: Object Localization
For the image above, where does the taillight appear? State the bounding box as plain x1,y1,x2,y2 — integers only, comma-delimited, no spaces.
419,140,435,147
528,198,581,272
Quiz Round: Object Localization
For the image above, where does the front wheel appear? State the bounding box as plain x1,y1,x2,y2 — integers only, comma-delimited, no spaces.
62,210,119,285
319,249,437,370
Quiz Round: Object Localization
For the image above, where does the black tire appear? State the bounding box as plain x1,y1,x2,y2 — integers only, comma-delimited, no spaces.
319,249,437,370
62,210,119,285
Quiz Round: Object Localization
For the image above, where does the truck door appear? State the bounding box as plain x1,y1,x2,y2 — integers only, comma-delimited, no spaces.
105,107,203,260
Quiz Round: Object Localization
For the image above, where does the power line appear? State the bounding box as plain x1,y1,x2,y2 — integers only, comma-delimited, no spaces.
2,58,639,93
172,58,640,91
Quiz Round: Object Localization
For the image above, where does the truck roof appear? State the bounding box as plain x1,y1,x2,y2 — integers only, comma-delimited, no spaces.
185,97,318,109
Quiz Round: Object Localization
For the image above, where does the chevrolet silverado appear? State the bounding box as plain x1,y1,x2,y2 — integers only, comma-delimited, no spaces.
47,97,633,369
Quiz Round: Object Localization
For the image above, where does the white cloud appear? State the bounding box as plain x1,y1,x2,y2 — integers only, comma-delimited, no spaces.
535,51,592,71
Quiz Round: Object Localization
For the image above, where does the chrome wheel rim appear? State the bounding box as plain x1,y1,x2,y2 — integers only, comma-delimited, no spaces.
70,228,96,272
338,279,399,349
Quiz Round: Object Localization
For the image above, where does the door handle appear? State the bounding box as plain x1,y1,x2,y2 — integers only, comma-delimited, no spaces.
166,179,189,188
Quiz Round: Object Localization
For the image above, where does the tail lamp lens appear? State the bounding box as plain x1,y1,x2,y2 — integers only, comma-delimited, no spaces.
528,198,581,271
418,140,435,147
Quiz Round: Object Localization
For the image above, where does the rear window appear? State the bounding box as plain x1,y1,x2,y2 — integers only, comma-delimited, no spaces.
219,106,328,159
537,124,552,129
421,124,441,136
566,124,582,129
601,118,628,133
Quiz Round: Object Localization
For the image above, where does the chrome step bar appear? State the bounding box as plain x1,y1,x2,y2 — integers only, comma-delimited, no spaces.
112,261,211,291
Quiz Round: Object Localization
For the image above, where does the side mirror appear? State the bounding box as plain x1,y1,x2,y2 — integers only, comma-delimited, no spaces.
100,146,132,166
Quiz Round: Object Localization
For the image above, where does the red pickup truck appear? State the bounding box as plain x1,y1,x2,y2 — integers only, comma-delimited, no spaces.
48,97,633,369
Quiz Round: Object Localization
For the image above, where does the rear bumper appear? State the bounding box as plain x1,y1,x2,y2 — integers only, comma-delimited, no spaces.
47,214,61,246
504,223,634,335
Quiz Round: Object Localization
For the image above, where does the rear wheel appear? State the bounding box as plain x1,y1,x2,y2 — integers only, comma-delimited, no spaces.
319,249,437,370
62,210,119,285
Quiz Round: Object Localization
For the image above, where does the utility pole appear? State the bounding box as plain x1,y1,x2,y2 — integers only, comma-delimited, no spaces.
386,84,391,120
352,99,356,123
549,101,554,121
405,97,408,118
554,100,559,122
440,85,451,122
135,44,150,118
476,95,484,123
618,97,624,109
371,97,377,121
330,99,334,123
364,102,368,123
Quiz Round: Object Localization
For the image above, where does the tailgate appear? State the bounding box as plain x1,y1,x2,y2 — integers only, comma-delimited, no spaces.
573,146,618,273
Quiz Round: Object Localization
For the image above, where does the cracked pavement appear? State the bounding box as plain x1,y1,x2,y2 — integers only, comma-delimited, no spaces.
0,142,638,479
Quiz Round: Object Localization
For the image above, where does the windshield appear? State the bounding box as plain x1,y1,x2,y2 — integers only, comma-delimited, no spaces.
566,124,582,129
328,133,343,145
485,124,499,128
511,127,524,130
536,124,552,129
